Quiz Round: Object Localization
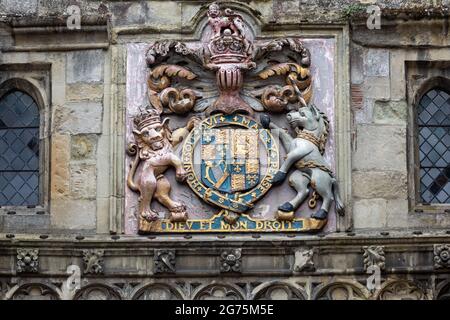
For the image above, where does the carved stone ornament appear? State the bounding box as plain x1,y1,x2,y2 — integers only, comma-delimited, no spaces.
154,249,176,274
293,248,315,272
220,249,242,273
126,1,343,234
434,244,450,269
82,249,104,274
363,245,386,271
16,249,39,273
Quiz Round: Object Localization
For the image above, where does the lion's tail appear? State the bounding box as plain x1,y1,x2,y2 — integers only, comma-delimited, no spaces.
332,178,345,216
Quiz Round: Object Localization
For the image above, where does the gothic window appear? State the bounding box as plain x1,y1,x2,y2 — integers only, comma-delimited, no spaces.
417,88,450,204
0,90,40,206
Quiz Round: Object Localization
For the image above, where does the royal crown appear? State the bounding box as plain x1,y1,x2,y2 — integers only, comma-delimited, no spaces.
133,107,161,131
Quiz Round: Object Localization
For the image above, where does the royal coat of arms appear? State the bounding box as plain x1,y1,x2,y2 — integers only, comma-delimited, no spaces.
125,2,344,234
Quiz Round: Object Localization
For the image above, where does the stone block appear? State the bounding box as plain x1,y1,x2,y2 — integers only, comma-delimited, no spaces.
66,50,104,84
352,171,408,199
66,83,103,101
364,49,390,77
51,199,96,230
363,76,390,100
353,124,407,172
373,100,407,125
71,134,98,160
390,50,406,100
70,163,96,199
353,199,387,229
50,134,70,198
2,214,50,233
53,102,103,134
354,98,374,124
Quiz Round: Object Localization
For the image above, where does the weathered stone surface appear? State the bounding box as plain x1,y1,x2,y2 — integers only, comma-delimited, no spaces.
51,199,96,230
352,170,407,199
50,134,70,198
54,102,103,134
353,124,407,172
0,0,38,15
71,134,98,160
353,198,387,229
351,45,365,85
354,98,373,124
363,76,390,100
364,49,390,77
66,50,104,84
70,163,96,199
373,100,407,124
66,83,103,101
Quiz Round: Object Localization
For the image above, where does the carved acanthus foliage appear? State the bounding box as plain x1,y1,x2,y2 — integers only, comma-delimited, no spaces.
434,244,450,269
363,245,386,271
16,249,39,273
293,249,315,272
154,249,176,274
82,249,104,274
220,249,242,273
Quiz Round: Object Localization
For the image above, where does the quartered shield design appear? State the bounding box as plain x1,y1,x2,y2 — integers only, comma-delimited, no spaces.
201,128,260,193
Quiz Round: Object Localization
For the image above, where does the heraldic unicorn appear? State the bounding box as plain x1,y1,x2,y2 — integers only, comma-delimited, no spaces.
126,1,345,234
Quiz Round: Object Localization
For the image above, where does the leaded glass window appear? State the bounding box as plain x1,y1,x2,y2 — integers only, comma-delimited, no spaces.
0,90,40,206
418,89,450,204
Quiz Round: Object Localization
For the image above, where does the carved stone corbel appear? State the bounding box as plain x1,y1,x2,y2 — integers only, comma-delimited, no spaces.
434,244,450,269
293,248,315,272
363,246,385,272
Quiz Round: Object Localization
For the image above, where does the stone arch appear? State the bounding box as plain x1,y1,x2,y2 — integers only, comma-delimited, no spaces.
74,284,121,300
131,282,184,300
251,281,307,300
313,280,370,300
192,282,245,300
10,283,59,300
374,279,427,300
436,280,450,300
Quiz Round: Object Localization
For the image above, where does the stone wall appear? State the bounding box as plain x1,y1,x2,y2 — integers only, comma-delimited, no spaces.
0,0,449,300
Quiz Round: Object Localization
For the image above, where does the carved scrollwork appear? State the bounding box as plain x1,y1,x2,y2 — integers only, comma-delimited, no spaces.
74,284,121,300
147,64,198,114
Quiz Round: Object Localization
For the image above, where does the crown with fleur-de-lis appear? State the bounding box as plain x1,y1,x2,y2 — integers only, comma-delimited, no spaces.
133,106,161,131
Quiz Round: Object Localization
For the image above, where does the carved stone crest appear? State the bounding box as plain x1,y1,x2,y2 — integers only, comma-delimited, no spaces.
126,1,342,234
